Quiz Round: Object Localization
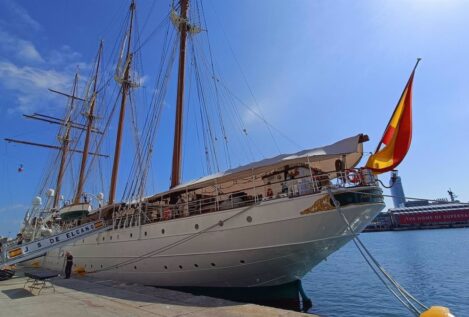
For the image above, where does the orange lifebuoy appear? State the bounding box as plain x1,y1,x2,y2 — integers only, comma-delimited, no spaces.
163,208,172,220
346,169,360,184
266,188,273,197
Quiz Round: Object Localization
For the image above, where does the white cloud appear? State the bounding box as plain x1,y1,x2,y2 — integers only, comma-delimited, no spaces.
240,102,271,127
48,45,82,66
4,0,41,32
0,61,71,113
0,27,89,114
0,28,44,63
17,40,43,63
0,3,92,115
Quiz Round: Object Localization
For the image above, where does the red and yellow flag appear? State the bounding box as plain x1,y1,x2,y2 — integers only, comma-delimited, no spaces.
366,60,420,174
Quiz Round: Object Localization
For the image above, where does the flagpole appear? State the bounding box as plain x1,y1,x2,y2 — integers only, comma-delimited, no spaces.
374,58,421,153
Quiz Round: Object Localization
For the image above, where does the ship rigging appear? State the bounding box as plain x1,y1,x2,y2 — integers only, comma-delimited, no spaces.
4,0,386,292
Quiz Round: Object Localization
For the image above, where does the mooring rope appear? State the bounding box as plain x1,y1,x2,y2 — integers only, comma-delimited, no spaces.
327,188,428,316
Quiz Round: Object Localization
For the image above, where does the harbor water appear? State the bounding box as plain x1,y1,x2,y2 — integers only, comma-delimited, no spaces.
304,228,469,316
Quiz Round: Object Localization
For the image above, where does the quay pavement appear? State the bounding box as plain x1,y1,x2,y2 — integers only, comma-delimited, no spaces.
0,271,316,317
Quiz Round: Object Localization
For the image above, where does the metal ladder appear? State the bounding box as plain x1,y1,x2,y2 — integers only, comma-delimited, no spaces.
1,220,111,267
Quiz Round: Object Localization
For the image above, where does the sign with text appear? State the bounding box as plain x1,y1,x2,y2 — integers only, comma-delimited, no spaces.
7,220,106,259
397,210,469,225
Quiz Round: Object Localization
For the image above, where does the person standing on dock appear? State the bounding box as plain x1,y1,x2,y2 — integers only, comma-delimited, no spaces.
64,251,73,279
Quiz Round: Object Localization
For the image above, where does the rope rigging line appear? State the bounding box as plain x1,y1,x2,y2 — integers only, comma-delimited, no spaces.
34,70,85,199
132,12,172,55
190,37,218,174
199,0,231,169
191,34,231,170
121,21,178,202
206,0,282,155
218,87,256,163
219,81,303,150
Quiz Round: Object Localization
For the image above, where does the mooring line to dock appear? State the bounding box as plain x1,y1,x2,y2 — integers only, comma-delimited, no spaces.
327,188,427,316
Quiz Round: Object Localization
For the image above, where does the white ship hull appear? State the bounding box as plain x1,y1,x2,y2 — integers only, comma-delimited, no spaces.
40,188,384,287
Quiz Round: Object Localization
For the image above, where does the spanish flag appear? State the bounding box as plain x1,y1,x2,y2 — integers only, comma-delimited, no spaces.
366,59,420,174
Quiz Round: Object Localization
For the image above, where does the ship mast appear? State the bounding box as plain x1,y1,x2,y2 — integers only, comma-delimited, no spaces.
74,41,103,204
53,73,79,208
170,0,189,189
108,0,135,205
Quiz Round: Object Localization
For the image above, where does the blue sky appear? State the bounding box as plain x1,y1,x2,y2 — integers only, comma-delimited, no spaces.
1,0,469,236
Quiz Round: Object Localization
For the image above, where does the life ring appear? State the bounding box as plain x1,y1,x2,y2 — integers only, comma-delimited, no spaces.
266,188,273,197
291,168,299,177
346,169,360,184
163,208,172,220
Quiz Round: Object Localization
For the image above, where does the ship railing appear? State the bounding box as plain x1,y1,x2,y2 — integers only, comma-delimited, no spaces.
141,168,378,223
111,204,153,230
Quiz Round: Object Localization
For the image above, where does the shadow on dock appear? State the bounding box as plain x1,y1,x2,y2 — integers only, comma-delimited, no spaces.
0,268,314,316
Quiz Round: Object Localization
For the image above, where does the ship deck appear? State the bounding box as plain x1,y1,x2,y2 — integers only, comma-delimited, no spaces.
0,269,315,317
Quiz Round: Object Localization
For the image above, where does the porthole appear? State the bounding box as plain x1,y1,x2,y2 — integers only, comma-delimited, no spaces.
179,265,183,269
246,216,252,223
164,265,168,270
161,229,165,234
240,260,245,264
194,264,199,268
211,263,216,267
194,224,199,230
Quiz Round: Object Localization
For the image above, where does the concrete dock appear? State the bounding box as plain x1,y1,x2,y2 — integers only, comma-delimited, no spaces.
0,271,316,317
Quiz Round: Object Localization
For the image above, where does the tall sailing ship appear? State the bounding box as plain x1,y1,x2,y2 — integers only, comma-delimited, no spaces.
4,0,390,289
